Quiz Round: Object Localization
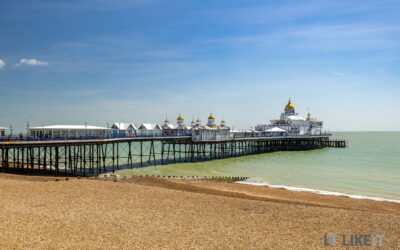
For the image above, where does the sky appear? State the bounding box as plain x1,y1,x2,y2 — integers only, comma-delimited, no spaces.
0,0,399,132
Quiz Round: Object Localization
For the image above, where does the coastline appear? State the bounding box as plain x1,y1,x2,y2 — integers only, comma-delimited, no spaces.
126,177,400,215
0,173,399,249
236,180,400,204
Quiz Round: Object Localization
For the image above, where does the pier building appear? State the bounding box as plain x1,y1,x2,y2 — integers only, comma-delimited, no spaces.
162,117,177,135
111,123,137,137
256,99,323,135
137,123,163,137
28,124,110,139
192,114,231,141
162,115,191,136
0,127,6,137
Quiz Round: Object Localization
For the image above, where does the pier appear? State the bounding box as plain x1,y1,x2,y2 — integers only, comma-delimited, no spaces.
0,136,346,176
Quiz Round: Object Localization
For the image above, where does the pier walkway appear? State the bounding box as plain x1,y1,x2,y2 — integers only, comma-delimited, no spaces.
0,135,346,176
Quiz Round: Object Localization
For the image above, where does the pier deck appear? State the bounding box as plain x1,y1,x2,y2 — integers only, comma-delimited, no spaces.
0,135,346,176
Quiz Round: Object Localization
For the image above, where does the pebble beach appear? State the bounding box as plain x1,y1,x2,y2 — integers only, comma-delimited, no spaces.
0,174,399,249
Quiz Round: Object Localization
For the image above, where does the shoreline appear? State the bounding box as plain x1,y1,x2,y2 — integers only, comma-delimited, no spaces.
236,180,400,204
106,175,400,215
108,173,400,204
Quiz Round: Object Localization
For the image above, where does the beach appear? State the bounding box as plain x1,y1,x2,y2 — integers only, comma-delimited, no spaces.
0,174,399,249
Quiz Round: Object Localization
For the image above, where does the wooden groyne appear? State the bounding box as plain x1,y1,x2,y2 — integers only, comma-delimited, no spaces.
0,136,346,176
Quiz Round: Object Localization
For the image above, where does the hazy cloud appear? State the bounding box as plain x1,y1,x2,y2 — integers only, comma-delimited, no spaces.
331,71,346,77
15,58,49,67
0,59,5,69
201,24,400,52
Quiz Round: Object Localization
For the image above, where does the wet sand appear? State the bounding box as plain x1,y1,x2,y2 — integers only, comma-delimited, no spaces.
0,174,399,249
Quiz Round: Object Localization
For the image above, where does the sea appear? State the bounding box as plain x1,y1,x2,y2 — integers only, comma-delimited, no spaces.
114,132,400,203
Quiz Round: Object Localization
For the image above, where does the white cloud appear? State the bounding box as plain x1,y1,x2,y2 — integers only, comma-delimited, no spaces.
15,58,49,67
330,71,346,77
0,59,5,69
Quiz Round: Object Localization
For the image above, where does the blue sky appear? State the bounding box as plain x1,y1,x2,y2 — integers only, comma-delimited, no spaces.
0,0,399,132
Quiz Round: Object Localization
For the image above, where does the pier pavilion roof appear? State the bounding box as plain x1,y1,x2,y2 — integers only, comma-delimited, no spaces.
286,115,306,121
29,125,110,131
265,127,286,132
162,124,178,130
0,127,7,130
191,125,229,131
138,123,163,130
111,123,137,130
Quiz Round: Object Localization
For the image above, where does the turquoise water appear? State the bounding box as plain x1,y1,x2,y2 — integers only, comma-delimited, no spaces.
115,132,400,202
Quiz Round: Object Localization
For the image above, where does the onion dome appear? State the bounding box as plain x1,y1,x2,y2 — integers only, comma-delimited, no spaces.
177,114,184,120
196,118,201,122
285,98,295,110
208,113,215,119
164,115,170,123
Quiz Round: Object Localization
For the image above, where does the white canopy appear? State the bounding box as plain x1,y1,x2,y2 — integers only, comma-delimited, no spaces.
287,115,305,121
29,125,110,131
0,127,7,130
138,123,162,130
111,123,137,130
265,127,286,132
162,124,178,130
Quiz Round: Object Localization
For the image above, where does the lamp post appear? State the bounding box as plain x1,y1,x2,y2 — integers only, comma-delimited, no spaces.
26,120,30,137
107,122,110,138
9,123,13,137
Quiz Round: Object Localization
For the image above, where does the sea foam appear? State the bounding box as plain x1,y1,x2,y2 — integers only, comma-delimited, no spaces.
235,180,400,204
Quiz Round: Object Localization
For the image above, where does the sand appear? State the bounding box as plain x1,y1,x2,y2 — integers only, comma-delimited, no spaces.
0,174,399,249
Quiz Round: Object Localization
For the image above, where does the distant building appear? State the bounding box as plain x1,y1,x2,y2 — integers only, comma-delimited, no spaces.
111,123,137,137
162,115,191,136
0,127,6,137
191,114,231,141
28,124,110,139
137,123,163,137
255,99,323,135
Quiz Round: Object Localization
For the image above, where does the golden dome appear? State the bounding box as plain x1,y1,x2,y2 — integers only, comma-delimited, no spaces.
196,118,201,122
285,98,295,110
221,120,225,123
177,114,184,120
208,113,215,119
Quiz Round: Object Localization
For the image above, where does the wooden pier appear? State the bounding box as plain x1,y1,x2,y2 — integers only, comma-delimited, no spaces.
0,136,346,176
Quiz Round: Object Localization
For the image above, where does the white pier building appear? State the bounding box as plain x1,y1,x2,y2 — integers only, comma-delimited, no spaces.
29,124,110,139
111,123,137,137
162,114,191,136
256,99,323,135
191,114,231,141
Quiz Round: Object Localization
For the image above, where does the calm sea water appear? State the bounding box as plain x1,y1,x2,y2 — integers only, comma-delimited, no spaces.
115,132,400,202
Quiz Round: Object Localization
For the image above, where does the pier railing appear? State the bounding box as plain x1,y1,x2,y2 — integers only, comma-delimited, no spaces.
0,132,334,142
